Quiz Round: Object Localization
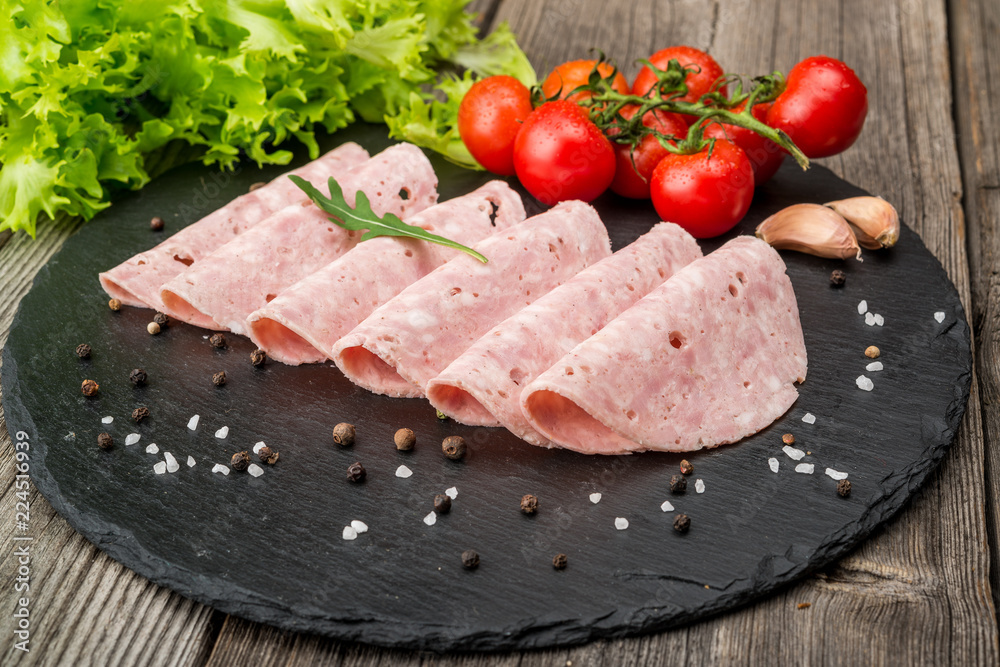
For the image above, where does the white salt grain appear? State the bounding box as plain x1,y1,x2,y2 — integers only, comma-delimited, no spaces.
145,443,159,454
825,468,849,480
858,300,868,314
802,413,816,424
253,442,266,455
187,415,200,430
934,311,946,323
125,433,140,446
423,511,437,526
342,526,358,541
615,517,629,530
101,415,114,424
695,479,705,494
351,520,369,534
187,456,196,467
445,487,458,499
153,461,167,475
768,457,780,473
215,426,229,439
247,463,263,478
211,464,230,475
874,313,884,326
661,500,675,512
395,465,413,478
867,361,884,372
164,451,179,473
856,375,874,391
782,445,806,461
864,312,876,326
795,463,815,474
589,492,602,504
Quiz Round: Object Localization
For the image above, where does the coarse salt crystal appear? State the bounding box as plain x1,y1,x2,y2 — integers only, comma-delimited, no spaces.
351,520,368,534
858,300,868,314
187,456,196,467
864,312,876,326
782,445,805,461
215,426,229,439
211,464,230,475
660,500,675,512
145,443,159,454
153,461,167,475
164,451,179,473
342,526,358,541
101,415,114,424
695,479,705,494
856,375,874,391
615,517,629,530
423,511,437,526
253,442,266,454
396,465,413,478
768,457,780,473
445,487,458,499
202,335,209,339
934,311,946,323
826,468,849,480
125,433,140,446
867,361,884,372
795,463,815,474
874,313,884,326
802,413,816,424
187,415,200,430
589,493,602,504
247,463,263,478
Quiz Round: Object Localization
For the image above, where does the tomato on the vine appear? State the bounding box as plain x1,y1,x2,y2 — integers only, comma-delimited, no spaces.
649,139,754,238
457,75,534,175
766,56,868,158
632,46,726,124
513,100,616,206
609,106,689,199
541,60,629,104
704,102,785,186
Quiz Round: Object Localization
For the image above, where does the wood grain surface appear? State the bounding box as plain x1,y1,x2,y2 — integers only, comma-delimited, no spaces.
2,0,998,664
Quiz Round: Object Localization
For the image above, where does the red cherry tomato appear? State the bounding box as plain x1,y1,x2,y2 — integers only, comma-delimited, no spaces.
457,75,534,175
541,59,630,104
513,101,616,206
609,106,689,199
766,56,868,158
649,139,754,238
704,102,785,186
632,46,726,124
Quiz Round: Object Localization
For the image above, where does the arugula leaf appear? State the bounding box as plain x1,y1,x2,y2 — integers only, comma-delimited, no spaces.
289,174,488,264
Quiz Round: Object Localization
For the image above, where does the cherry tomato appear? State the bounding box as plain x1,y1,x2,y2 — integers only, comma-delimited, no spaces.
632,46,726,124
649,139,754,238
609,106,689,199
457,75,534,175
704,102,785,186
541,60,630,103
766,56,868,158
513,101,616,206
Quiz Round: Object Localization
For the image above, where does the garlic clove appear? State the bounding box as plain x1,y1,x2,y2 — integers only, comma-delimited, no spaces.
756,204,862,260
823,196,900,249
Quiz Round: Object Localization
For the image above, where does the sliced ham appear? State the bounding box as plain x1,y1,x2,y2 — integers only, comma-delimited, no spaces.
99,142,369,311
246,181,526,365
426,223,702,443
158,144,438,333
521,236,807,454
332,201,612,398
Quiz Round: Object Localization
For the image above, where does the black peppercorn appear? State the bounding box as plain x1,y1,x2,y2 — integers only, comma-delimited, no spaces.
520,494,539,515
679,459,693,476
258,446,279,465
212,371,227,386
461,549,480,569
81,379,99,397
442,435,466,460
209,333,227,349
231,451,250,471
394,427,416,451
97,432,113,450
837,479,852,498
130,368,147,385
673,513,691,533
830,269,846,287
153,312,169,328
434,494,452,513
670,474,687,494
552,553,568,570
347,461,366,482
132,406,150,422
150,216,165,231
75,343,92,359
333,422,355,447
250,348,267,366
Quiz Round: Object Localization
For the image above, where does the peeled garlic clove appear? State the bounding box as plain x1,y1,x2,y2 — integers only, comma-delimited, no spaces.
824,196,900,249
756,204,862,260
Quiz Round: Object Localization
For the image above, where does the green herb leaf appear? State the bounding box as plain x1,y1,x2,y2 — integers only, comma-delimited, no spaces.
289,174,488,264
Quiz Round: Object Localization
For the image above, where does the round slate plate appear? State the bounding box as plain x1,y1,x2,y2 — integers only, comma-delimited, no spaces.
2,124,971,651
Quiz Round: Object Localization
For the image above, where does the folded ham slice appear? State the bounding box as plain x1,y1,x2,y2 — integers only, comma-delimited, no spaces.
246,181,526,365
332,201,612,398
521,236,807,454
426,223,702,443
158,144,438,333
99,142,369,311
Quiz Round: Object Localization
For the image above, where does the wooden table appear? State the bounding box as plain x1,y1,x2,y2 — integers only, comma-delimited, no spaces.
2,0,998,663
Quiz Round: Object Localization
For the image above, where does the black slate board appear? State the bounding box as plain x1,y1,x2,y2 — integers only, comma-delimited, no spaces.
1,124,971,651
